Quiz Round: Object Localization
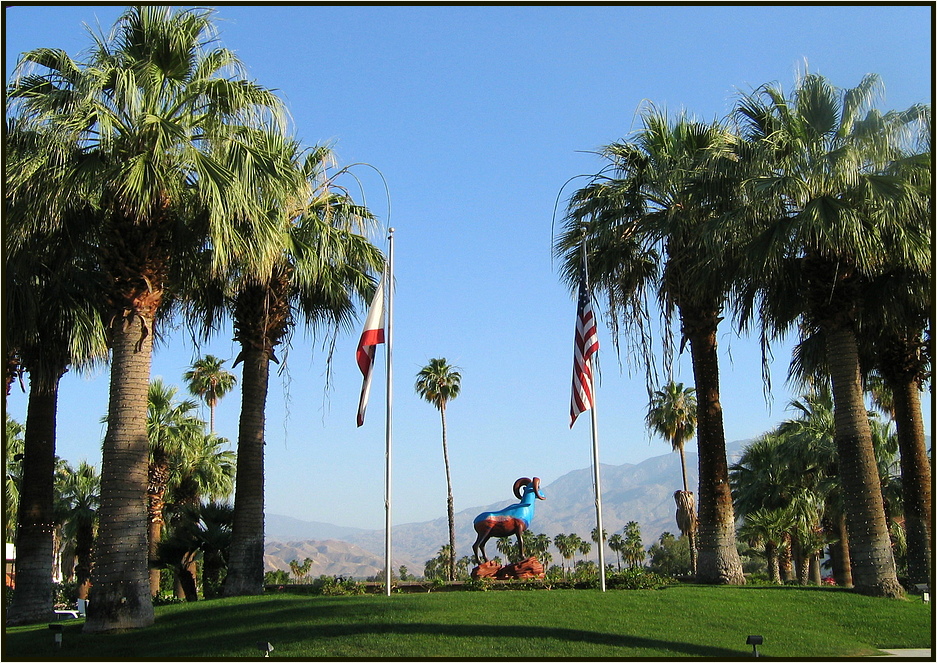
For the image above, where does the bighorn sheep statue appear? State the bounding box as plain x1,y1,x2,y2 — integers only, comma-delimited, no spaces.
472,477,545,565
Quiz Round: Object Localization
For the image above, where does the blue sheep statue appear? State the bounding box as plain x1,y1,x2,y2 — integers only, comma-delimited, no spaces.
472,477,545,564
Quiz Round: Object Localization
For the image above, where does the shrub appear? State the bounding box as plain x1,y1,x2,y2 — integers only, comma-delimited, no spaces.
310,575,365,596
264,569,290,586
607,568,675,590
152,594,186,606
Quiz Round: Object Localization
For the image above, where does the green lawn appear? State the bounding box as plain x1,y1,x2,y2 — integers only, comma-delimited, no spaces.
3,585,932,659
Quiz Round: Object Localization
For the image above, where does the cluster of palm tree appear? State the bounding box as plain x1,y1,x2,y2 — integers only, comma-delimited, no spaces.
607,521,646,571
555,71,930,597
731,387,903,587
5,6,384,629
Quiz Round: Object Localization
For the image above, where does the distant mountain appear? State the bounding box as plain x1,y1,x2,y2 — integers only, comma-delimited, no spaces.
264,440,750,577
264,540,386,579
265,514,371,542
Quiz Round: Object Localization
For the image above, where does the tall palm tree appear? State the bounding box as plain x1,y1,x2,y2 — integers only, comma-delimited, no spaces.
861,142,932,587
7,6,291,630
4,139,107,624
54,461,99,601
607,533,624,571
646,381,697,493
734,72,927,597
182,140,383,597
415,358,462,582
145,379,204,595
646,381,699,576
556,107,745,585
183,356,237,434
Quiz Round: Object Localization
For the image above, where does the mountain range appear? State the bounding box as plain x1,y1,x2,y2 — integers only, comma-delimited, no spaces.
264,440,749,578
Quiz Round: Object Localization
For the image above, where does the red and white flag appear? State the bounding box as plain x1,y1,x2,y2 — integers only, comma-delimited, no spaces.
570,262,598,428
356,275,386,427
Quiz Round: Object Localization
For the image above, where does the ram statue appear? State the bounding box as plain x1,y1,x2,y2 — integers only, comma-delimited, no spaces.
471,476,545,565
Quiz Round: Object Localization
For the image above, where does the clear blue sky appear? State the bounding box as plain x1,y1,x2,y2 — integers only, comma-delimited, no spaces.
4,4,932,530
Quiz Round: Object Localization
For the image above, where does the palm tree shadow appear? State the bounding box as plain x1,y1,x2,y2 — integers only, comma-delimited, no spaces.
179,619,744,658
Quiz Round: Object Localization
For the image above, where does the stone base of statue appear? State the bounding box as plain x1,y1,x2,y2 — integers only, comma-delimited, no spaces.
471,560,502,579
471,557,545,580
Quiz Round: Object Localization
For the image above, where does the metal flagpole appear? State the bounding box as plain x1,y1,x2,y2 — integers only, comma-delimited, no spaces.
583,241,606,592
590,391,606,592
384,228,395,597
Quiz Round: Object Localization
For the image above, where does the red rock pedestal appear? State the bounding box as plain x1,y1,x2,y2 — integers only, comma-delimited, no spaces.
471,557,545,580
471,561,502,579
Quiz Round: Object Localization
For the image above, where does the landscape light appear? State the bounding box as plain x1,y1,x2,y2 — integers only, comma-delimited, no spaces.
49,623,65,648
256,641,274,657
746,635,763,657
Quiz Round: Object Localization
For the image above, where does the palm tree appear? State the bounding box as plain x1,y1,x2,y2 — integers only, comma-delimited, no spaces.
415,358,463,582
4,142,107,624
5,416,25,543
145,379,204,595
188,141,383,597
54,461,99,600
622,522,646,569
607,533,624,571
864,224,932,587
7,6,291,630
184,356,237,434
154,501,234,601
163,430,235,600
556,107,745,585
738,508,791,584
647,382,697,493
734,72,927,597
553,534,576,578
647,381,698,574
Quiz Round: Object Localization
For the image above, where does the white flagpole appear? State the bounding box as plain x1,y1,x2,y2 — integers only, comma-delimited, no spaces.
384,228,395,597
590,390,606,592
583,242,606,592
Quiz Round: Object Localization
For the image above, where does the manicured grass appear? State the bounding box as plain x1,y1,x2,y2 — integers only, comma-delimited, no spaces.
3,585,931,659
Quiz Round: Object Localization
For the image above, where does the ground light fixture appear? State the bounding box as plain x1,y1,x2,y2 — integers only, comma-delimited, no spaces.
48,623,65,648
256,642,274,657
746,635,763,657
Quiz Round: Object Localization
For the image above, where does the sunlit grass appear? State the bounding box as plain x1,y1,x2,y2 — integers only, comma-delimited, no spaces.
3,585,931,659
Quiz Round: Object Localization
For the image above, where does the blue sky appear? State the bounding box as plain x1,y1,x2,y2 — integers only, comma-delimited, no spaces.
4,4,933,531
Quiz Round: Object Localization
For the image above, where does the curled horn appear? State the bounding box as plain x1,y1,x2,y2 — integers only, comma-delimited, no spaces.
532,476,544,499
513,477,532,500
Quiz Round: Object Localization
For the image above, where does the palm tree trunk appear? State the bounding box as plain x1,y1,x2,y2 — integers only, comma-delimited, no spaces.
678,446,689,494
765,541,780,584
440,407,456,581
223,345,268,596
75,520,94,601
825,326,903,597
890,374,931,588
677,448,697,576
779,535,793,582
147,458,169,596
684,307,744,585
809,553,822,585
7,373,60,625
85,313,156,632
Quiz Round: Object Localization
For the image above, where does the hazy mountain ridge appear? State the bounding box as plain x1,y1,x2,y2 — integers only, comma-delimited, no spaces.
264,441,750,577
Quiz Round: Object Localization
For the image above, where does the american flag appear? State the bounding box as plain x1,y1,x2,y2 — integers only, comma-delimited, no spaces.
570,261,599,428
356,274,385,427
